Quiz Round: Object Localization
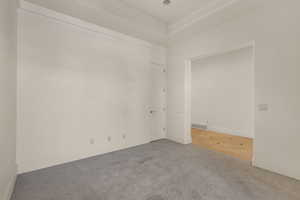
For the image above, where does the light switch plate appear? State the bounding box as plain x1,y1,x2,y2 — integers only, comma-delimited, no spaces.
258,104,269,111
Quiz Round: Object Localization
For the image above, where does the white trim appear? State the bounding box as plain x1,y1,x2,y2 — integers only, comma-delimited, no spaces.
192,126,253,139
251,41,256,164
208,126,253,139
2,164,17,200
190,41,255,61
167,135,186,144
4,175,17,200
184,60,192,144
168,0,240,35
18,0,157,48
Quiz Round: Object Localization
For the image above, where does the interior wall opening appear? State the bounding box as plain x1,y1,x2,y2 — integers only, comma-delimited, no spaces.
190,46,255,162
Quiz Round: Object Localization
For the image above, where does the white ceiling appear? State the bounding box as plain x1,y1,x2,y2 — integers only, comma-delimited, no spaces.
120,0,235,24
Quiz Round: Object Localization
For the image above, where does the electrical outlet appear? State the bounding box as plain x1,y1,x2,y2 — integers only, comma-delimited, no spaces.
89,138,95,145
107,136,111,142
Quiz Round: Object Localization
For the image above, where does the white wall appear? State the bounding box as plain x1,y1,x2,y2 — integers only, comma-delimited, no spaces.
23,0,167,45
167,0,300,180
0,0,18,199
17,6,166,173
192,47,254,138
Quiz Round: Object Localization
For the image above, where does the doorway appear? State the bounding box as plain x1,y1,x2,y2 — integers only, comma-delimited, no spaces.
184,43,255,161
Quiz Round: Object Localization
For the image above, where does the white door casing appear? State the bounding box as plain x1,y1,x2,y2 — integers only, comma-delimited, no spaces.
149,61,167,141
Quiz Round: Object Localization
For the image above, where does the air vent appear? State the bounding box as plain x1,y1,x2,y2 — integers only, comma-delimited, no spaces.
163,0,171,6
192,124,208,130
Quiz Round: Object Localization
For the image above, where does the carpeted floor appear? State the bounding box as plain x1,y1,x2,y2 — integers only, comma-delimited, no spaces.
11,140,300,200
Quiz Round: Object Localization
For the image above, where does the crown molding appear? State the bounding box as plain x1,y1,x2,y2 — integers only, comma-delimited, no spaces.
168,0,239,35
18,0,164,48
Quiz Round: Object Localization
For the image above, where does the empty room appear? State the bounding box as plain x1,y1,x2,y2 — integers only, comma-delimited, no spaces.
1,0,300,200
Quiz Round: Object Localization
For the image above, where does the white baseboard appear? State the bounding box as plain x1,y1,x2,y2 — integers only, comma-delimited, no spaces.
207,126,253,138
253,159,300,181
18,139,152,174
167,135,186,144
2,164,17,200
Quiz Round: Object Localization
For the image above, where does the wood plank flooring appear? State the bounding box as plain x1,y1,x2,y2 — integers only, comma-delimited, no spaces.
192,128,253,161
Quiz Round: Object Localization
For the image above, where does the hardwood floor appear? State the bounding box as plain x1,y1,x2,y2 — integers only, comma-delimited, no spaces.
192,128,253,161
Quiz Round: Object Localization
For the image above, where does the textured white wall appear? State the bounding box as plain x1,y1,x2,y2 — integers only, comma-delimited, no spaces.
17,9,166,173
167,0,300,180
192,47,254,138
0,0,17,199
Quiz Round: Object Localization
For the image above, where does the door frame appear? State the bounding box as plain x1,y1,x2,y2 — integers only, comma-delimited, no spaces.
183,41,256,161
149,61,167,142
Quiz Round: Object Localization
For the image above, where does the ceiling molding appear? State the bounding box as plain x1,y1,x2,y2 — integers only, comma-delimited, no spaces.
18,0,165,48
168,0,239,35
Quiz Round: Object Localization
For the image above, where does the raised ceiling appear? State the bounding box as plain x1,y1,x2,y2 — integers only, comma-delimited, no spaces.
120,0,235,24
